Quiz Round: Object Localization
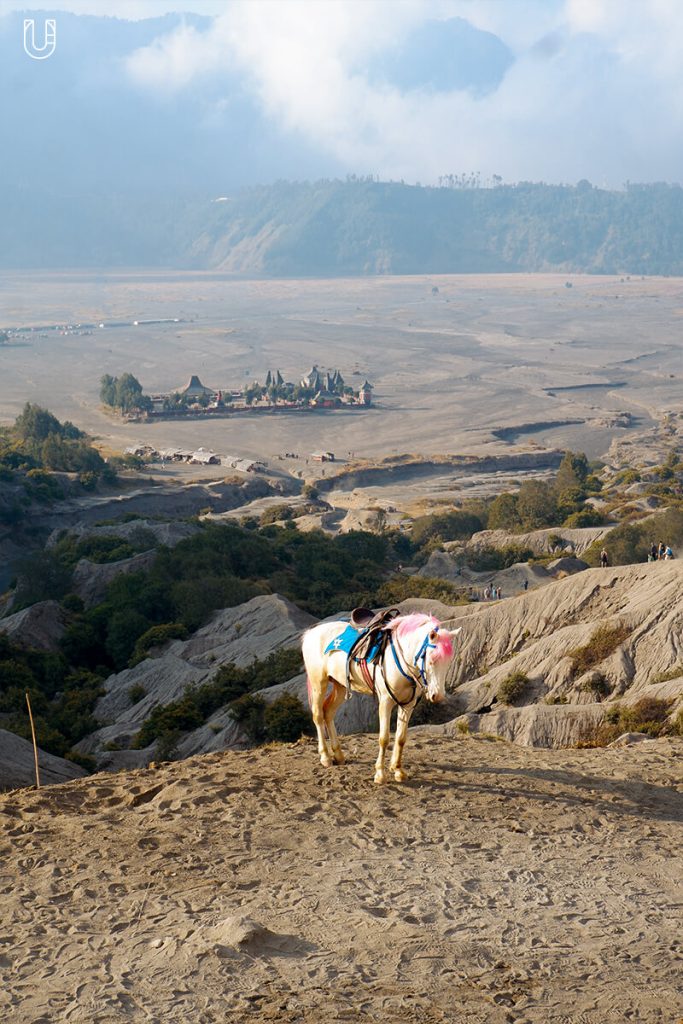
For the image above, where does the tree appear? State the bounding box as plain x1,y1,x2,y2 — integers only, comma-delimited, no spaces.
115,373,150,413
100,373,151,412
487,492,520,531
517,480,558,529
555,451,589,495
99,374,117,407
14,404,63,443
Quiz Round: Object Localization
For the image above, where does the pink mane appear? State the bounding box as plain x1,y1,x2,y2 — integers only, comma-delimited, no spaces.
390,613,453,661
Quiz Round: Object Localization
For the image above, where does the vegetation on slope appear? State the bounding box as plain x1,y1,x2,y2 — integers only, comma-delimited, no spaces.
9,179,683,274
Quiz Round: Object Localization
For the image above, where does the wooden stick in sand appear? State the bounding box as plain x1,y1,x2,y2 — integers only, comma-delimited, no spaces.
25,691,41,790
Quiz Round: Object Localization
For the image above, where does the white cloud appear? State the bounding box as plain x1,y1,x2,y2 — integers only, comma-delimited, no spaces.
0,1,228,17
121,0,683,184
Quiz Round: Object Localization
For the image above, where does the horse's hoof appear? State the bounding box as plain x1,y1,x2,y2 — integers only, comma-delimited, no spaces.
320,754,333,768
393,769,407,783
333,750,345,765
374,771,386,785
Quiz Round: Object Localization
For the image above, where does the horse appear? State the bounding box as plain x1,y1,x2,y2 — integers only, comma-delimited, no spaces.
301,613,461,784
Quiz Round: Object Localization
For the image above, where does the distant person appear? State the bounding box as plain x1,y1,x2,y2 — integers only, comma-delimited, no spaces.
523,579,529,591
665,545,674,560
498,587,503,599
658,541,666,560
650,542,658,561
600,549,609,568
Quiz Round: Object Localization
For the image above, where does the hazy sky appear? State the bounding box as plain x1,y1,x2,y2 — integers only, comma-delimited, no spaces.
3,1,683,187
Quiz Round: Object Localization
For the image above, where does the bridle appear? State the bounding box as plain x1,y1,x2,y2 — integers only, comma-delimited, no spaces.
383,628,439,707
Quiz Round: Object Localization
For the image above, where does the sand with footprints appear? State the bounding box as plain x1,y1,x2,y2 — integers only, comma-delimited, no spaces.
1,732,681,1023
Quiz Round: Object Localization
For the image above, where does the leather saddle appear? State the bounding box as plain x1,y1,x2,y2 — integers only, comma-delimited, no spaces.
347,606,400,672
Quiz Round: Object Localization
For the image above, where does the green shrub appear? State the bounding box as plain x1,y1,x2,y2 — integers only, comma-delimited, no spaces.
583,508,683,566
411,509,483,547
497,671,531,705
260,504,296,526
229,694,267,744
650,666,683,684
563,508,605,528
129,622,188,666
580,697,678,746
376,575,468,605
263,693,312,742
569,622,631,676
467,544,534,572
155,729,181,762
579,672,612,699
128,684,147,705
133,647,303,749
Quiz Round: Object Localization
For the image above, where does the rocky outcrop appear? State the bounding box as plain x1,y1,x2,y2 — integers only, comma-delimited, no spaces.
466,525,611,556
546,556,589,576
176,672,378,760
435,561,683,746
419,550,553,593
77,595,317,766
449,704,607,748
0,600,68,653
47,518,201,550
72,551,157,608
0,729,87,790
314,451,564,493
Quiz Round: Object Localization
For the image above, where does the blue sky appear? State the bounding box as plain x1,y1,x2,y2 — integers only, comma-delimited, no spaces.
2,1,682,188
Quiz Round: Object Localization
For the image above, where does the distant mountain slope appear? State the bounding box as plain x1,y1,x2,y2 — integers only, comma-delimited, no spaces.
5,179,683,274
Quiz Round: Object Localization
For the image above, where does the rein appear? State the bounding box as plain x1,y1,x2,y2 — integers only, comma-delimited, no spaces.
381,629,438,707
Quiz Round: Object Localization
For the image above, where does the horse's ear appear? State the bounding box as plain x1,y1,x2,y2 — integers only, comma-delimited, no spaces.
448,627,463,638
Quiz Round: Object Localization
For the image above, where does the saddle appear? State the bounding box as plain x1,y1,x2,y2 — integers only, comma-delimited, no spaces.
345,606,400,697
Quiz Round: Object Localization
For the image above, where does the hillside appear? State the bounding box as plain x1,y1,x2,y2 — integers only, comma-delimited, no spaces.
1,733,681,1023
6,180,683,274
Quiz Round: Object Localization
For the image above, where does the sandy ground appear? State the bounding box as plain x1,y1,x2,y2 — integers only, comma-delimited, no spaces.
3,271,683,469
1,733,681,1023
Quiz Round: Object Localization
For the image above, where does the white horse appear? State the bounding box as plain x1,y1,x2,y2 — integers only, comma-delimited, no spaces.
301,613,461,784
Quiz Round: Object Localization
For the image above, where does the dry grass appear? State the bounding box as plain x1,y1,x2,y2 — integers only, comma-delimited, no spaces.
578,696,680,747
569,621,631,677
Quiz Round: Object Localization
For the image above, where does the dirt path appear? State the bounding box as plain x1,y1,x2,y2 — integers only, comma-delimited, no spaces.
1,733,681,1023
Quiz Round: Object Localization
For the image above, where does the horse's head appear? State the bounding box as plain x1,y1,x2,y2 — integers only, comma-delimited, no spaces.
393,615,462,703
422,625,462,702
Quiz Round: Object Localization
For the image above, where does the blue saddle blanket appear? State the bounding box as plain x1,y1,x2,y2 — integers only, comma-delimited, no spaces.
324,624,381,662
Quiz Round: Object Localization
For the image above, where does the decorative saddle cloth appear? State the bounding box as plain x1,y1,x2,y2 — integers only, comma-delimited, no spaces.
324,609,401,699
324,624,382,662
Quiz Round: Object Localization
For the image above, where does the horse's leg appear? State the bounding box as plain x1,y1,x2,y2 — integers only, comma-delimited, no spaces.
309,675,334,768
374,695,393,784
390,700,417,783
323,682,347,764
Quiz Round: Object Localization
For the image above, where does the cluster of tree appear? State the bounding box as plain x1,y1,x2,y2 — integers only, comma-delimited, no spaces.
0,404,111,504
100,373,151,413
0,632,102,763
486,452,603,532
16,520,391,672
405,453,600,555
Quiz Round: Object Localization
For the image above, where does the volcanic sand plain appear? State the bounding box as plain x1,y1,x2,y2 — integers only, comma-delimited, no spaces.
1,733,681,1023
2,271,683,475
